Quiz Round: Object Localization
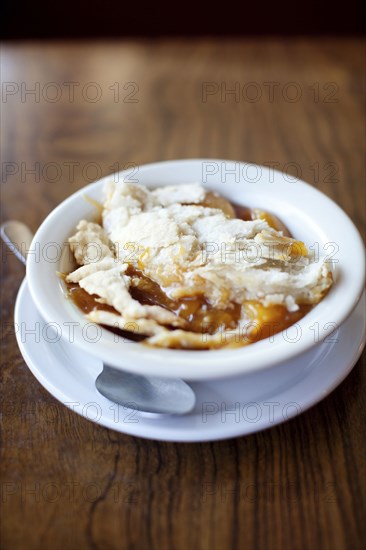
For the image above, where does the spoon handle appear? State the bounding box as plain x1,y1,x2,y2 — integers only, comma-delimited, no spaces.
1,219,196,416
1,221,34,265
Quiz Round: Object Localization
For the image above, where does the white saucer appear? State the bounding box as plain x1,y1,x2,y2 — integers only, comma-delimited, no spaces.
15,280,365,442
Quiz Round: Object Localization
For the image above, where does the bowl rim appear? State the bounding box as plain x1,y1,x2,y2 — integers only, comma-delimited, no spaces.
26,158,366,380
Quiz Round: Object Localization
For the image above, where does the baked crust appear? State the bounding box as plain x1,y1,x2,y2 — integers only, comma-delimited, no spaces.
65,181,333,349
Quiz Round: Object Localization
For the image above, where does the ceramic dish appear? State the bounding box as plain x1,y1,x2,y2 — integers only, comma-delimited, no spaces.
15,281,366,441
26,159,365,380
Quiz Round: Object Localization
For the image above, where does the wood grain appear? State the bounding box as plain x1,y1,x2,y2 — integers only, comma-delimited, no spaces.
1,39,365,550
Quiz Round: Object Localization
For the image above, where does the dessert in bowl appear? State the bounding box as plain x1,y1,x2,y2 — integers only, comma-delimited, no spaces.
64,181,331,349
26,159,365,380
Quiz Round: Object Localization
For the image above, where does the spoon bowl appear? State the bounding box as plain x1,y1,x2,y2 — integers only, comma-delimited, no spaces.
96,365,196,415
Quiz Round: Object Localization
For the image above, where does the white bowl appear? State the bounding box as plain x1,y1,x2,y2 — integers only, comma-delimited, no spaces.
27,159,365,380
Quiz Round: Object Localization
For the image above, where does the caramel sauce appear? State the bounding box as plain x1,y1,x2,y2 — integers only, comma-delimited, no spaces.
243,301,311,344
127,265,241,334
67,270,241,338
66,192,310,347
66,283,146,341
67,283,118,314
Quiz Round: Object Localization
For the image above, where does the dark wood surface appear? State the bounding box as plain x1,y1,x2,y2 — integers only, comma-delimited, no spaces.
1,39,365,550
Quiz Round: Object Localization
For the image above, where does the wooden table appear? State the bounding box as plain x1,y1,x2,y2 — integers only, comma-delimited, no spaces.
1,39,365,550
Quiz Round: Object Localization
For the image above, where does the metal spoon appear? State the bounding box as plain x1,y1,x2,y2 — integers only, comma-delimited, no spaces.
1,220,196,415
